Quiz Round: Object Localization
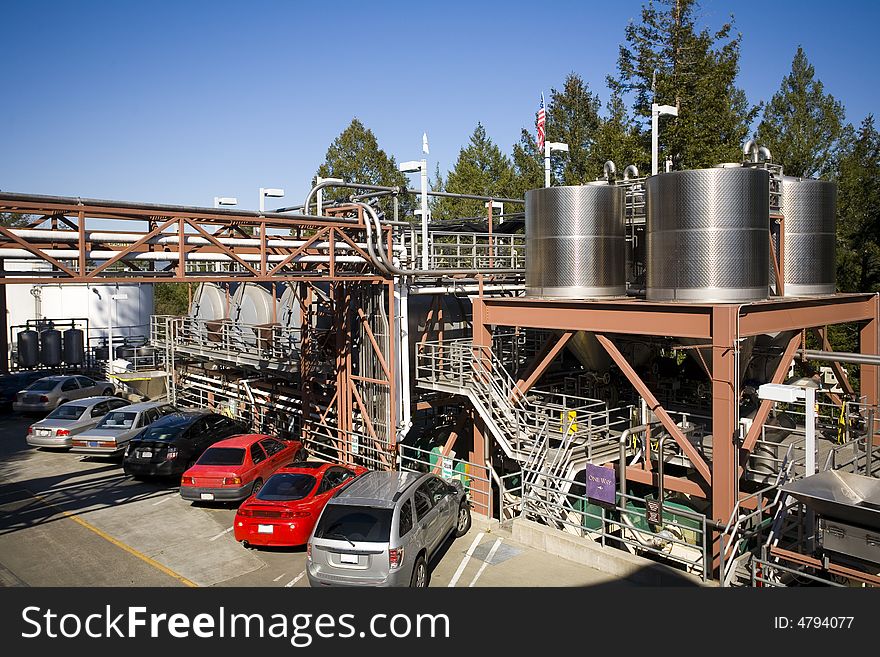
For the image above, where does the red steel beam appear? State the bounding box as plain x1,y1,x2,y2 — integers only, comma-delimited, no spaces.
740,332,803,456
511,331,574,400
624,467,707,498
482,298,713,338
711,306,738,563
814,327,854,396
861,294,879,411
0,225,78,278
739,295,877,336
595,333,712,485
86,216,179,278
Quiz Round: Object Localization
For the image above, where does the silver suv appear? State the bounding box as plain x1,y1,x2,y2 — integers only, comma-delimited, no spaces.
307,471,471,587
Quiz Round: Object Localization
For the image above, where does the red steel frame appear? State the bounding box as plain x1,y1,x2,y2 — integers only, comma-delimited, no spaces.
471,292,880,566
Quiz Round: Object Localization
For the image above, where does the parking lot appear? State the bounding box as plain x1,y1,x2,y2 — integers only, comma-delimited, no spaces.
0,411,632,588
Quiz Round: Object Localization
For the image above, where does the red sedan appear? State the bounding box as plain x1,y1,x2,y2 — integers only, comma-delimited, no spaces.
179,434,305,503
234,462,367,548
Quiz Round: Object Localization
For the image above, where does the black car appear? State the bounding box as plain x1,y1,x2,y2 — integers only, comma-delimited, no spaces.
0,371,51,405
122,411,246,478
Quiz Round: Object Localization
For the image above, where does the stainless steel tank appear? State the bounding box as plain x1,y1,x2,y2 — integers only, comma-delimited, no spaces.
525,185,626,298
781,176,837,296
646,167,770,302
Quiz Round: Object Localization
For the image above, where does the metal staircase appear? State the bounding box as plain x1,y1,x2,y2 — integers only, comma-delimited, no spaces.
416,339,618,519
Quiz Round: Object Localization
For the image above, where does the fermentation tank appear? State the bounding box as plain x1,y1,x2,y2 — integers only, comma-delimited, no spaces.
646,167,770,302
39,329,62,366
525,185,626,298
780,176,837,296
17,330,39,367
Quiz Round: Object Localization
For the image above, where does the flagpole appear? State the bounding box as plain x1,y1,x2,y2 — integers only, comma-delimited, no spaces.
544,141,551,188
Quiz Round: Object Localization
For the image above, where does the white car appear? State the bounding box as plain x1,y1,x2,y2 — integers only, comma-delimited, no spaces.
27,396,132,449
71,401,177,456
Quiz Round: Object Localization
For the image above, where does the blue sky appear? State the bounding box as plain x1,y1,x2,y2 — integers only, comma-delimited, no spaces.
1,0,877,210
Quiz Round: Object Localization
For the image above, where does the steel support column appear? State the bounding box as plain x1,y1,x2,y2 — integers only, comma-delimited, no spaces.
861,294,880,446
711,306,739,571
470,297,493,517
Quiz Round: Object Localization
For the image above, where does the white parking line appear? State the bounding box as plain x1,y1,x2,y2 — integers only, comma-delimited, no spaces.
468,538,502,588
284,571,306,587
273,573,287,582
152,496,173,506
447,532,484,587
209,527,234,542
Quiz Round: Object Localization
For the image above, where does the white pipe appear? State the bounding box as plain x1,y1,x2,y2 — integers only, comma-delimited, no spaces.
604,160,617,182
395,282,412,444
409,284,524,295
7,229,404,252
0,249,367,263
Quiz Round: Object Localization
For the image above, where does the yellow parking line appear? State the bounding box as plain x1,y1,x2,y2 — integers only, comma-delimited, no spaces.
23,488,198,588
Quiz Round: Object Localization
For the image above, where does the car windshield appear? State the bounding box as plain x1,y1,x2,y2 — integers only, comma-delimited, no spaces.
197,447,245,466
314,505,393,542
46,405,87,420
27,379,59,392
96,411,137,429
138,425,185,442
256,474,316,502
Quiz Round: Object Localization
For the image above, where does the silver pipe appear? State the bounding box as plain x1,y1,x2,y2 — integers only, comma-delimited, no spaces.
412,189,524,204
358,202,522,276
0,249,366,264
619,424,648,501
301,181,401,216
0,191,359,223
743,139,758,163
6,229,404,252
603,160,617,182
799,349,880,366
622,164,639,181
409,284,524,295
758,146,772,162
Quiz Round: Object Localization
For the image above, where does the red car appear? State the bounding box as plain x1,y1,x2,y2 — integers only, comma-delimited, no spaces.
179,434,305,503
234,462,367,548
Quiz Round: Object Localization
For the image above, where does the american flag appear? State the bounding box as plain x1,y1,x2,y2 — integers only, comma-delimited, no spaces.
536,93,546,152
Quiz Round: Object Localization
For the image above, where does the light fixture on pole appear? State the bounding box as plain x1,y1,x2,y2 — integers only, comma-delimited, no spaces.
757,382,818,475
651,103,678,176
214,197,238,208
544,142,569,188
259,187,285,213
106,293,128,374
399,159,429,269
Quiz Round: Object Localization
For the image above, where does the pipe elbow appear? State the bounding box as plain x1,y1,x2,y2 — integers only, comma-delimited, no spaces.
623,164,639,181
603,160,617,182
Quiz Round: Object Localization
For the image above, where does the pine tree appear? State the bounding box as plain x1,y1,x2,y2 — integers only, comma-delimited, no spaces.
433,123,516,220
511,128,543,199
756,47,846,179
587,89,649,178
836,116,880,294
316,118,412,218
614,0,758,169
510,74,603,194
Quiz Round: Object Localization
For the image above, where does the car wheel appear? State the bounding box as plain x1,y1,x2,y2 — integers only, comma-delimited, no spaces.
103,387,114,396
410,555,429,588
252,478,263,495
455,501,472,538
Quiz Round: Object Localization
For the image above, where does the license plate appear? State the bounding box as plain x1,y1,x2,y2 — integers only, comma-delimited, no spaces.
257,524,273,534
38,430,50,436
141,451,153,458
88,441,99,448
200,493,214,501
340,553,358,564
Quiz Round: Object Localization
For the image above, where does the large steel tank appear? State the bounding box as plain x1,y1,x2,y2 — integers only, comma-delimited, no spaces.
781,176,837,296
646,167,770,302
525,185,626,298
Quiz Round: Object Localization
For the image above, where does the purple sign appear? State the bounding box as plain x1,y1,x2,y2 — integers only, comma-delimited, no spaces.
586,463,616,506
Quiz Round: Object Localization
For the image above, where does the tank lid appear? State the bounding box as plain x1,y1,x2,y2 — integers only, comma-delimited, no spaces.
713,163,744,168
